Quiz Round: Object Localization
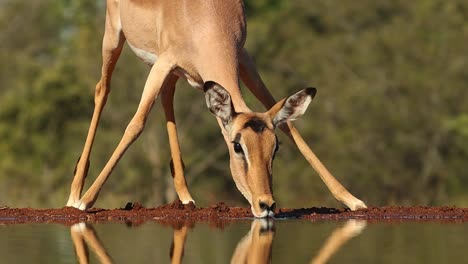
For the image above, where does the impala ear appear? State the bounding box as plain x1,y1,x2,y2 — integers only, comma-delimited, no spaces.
204,81,235,127
268,87,317,127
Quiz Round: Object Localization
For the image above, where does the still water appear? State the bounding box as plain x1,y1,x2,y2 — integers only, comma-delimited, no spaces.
1,219,467,263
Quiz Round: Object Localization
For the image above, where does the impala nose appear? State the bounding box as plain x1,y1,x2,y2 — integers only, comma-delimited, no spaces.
258,201,276,218
259,201,276,212
252,196,276,218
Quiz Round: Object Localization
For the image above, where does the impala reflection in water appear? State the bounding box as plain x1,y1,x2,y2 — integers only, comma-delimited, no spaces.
69,219,366,264
230,219,275,264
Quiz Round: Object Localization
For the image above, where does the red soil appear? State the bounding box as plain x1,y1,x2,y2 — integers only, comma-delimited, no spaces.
0,200,467,226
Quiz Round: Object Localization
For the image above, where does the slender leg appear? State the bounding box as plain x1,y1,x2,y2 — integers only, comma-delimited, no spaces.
67,8,125,206
71,223,114,264
81,225,114,264
170,226,189,264
160,75,195,204
309,220,366,264
72,55,176,210
71,224,90,264
239,49,367,210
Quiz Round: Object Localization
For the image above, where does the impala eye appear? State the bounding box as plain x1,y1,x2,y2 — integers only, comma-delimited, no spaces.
233,142,243,154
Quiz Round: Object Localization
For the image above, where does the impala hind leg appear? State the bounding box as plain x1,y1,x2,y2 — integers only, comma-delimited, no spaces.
67,10,125,206
310,220,366,264
161,75,195,204
239,49,367,210
71,56,176,210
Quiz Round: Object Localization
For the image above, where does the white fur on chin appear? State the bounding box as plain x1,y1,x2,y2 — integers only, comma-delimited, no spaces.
251,206,275,218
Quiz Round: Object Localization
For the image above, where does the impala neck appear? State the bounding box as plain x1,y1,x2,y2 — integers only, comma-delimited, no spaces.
197,44,251,113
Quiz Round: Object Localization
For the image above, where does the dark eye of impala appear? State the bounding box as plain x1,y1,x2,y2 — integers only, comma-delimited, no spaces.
233,142,243,154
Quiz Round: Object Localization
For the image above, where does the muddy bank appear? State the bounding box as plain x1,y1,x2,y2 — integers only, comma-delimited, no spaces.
0,200,467,225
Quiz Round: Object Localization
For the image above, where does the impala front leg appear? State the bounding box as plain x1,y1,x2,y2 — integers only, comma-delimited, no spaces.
239,49,367,210
70,224,89,264
67,6,125,206
72,55,176,210
70,223,114,264
161,75,195,204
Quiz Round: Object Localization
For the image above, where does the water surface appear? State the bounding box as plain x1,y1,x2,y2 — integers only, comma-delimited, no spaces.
1,219,467,263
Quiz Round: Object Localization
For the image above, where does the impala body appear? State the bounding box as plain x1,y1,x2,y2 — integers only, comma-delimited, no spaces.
66,0,366,218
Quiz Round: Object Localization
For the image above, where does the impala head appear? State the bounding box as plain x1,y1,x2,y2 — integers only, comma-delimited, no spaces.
230,219,275,263
204,81,316,218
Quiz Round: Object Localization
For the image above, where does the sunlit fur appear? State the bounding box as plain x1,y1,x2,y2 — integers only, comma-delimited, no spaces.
231,219,275,263
67,0,366,214
205,84,316,218
225,112,278,218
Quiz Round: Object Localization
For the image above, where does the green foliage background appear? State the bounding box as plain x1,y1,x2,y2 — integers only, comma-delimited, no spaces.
0,0,467,208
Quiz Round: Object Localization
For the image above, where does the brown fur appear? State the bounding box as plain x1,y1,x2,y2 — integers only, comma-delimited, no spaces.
66,0,366,216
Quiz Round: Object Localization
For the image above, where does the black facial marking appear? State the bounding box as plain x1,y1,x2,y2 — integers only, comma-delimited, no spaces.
232,133,248,173
234,133,242,143
242,157,248,175
244,118,267,133
232,133,245,154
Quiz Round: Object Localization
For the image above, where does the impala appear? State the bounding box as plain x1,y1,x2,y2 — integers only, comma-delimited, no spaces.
66,0,366,217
